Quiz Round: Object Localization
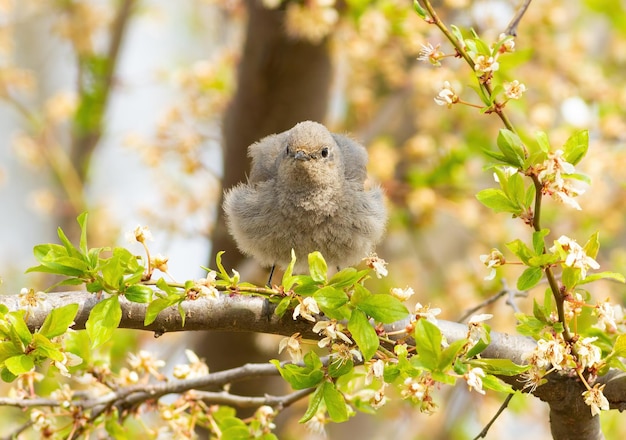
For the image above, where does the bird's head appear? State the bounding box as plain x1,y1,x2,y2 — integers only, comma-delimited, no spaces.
279,121,344,186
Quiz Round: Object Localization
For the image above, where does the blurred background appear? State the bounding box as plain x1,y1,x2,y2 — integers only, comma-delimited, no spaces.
1,0,626,438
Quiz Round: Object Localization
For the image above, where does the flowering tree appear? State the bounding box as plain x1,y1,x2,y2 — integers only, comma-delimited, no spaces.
1,1,626,439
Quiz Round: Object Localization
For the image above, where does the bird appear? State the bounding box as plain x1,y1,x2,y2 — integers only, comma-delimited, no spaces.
223,121,387,284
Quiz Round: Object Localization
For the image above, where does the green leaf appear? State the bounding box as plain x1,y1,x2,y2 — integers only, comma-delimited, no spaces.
86,295,122,348
481,374,515,393
562,130,588,166
274,297,292,318
532,229,550,254
612,334,626,357
413,319,441,370
57,225,82,260
578,271,626,285
497,129,526,168
348,309,378,361
313,286,349,316
583,232,600,259
215,251,231,282
533,299,549,324
328,356,354,378
517,267,543,290
470,358,530,376
516,313,548,337
525,181,536,209
5,354,34,375
105,408,127,438
561,266,580,290
329,268,367,289
144,296,180,326
270,353,324,390
0,341,23,364
282,249,297,290
299,382,325,423
38,303,79,339
357,294,409,324
31,334,64,362
439,339,466,372
535,131,550,153
412,0,427,19
308,252,328,284
77,212,89,255
506,239,534,265
483,148,509,164
124,285,154,303
6,312,32,348
323,381,349,423
476,188,519,213
465,324,491,359
450,25,464,45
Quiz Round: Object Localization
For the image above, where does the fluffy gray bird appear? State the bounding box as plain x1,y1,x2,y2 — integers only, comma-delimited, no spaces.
223,121,386,280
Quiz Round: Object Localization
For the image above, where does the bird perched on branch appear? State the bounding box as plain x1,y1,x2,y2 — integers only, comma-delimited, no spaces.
223,121,386,283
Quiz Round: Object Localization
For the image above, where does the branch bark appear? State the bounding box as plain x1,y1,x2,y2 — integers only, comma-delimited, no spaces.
3,290,626,435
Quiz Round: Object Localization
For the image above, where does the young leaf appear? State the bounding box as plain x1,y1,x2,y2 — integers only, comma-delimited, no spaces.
562,129,589,166
481,374,514,393
274,297,292,318
517,267,543,291
506,239,534,265
77,212,89,255
470,358,530,376
308,252,328,284
124,285,154,303
329,268,367,289
328,356,353,378
86,295,122,348
532,229,550,255
144,296,180,326
4,354,35,375
299,382,325,423
583,232,600,259
413,319,442,371
38,303,79,339
348,309,378,361
215,251,232,282
313,286,349,315
412,0,427,19
270,356,324,390
497,129,526,168
357,294,409,324
282,249,297,290
476,188,519,213
6,312,33,348
578,271,626,285
323,381,349,423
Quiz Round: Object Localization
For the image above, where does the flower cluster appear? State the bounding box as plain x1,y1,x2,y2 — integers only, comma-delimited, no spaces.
536,150,586,210
550,235,599,280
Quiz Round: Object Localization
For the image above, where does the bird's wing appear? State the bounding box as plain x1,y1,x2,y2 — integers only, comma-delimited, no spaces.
332,133,368,184
248,132,288,183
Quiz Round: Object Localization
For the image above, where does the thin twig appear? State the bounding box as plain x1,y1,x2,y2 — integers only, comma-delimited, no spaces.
473,393,515,439
192,388,315,409
504,0,533,36
459,282,527,322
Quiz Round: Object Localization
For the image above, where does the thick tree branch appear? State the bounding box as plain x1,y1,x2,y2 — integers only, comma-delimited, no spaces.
2,291,625,440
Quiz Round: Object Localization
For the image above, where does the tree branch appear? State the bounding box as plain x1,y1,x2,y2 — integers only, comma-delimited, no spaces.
3,291,626,440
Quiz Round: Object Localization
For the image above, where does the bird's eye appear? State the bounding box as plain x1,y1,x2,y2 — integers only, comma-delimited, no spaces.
321,147,329,158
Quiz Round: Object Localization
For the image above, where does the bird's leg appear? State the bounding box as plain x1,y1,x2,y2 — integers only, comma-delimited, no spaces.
266,265,276,287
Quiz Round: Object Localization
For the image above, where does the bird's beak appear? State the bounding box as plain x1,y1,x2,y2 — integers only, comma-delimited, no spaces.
293,150,310,161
